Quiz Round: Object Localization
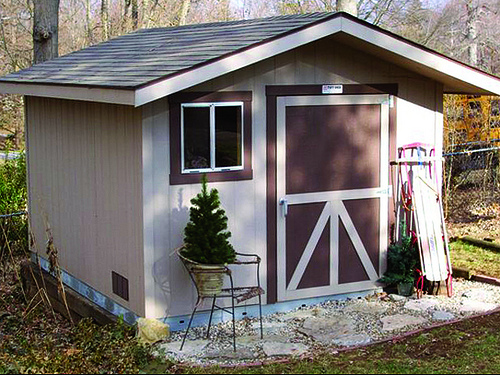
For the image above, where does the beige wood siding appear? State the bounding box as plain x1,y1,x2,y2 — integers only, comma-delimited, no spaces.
143,37,444,318
26,97,145,316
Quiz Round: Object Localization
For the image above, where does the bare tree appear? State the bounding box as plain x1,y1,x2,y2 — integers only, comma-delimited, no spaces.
85,0,92,44
337,0,357,16
33,0,60,64
178,0,191,25
132,0,138,29
466,0,478,66
101,0,109,40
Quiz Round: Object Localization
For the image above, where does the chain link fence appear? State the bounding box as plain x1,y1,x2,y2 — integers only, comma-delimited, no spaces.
443,143,500,238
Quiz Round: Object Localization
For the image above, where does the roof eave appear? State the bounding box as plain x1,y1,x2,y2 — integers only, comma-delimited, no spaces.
337,17,500,96
0,81,136,106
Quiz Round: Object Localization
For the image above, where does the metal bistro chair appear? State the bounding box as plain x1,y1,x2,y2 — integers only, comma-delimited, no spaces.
178,250,264,351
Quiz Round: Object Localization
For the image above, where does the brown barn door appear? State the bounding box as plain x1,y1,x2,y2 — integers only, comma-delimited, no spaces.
276,95,390,301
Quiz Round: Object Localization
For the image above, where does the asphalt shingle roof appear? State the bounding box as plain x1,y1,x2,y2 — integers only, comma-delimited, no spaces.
0,13,334,89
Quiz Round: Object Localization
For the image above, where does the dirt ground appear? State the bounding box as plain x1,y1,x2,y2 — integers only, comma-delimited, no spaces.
445,187,500,241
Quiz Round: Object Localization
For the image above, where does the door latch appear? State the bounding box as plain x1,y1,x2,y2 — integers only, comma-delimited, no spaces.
279,198,288,216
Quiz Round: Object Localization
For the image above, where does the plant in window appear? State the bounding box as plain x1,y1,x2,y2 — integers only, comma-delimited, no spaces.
181,174,236,265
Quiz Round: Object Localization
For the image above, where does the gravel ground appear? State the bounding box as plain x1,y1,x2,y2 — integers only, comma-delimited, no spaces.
154,278,500,367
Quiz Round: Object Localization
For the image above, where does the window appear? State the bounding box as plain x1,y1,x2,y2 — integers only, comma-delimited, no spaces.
169,91,252,185
182,102,243,173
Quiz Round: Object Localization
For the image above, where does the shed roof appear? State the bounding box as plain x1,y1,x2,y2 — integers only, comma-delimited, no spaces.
0,13,332,89
1,12,500,106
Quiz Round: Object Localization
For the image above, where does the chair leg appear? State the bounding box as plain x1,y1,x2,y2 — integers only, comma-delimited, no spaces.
231,295,236,351
206,295,217,339
258,293,264,339
180,300,200,351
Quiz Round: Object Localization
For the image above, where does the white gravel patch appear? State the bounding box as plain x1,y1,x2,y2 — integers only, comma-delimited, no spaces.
152,278,500,367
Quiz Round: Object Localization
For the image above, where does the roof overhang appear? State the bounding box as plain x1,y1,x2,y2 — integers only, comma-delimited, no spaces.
1,13,500,107
0,81,136,106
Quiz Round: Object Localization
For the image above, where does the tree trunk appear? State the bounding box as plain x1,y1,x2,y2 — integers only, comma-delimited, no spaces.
142,0,149,28
337,0,357,17
132,0,138,29
178,0,191,26
466,0,478,67
85,0,92,45
33,0,60,64
101,0,109,40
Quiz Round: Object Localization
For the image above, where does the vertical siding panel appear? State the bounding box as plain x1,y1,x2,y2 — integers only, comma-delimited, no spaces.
315,38,344,84
328,42,356,84
58,100,68,269
118,105,127,281
75,100,85,282
27,97,144,315
253,58,276,305
275,51,295,84
92,101,103,288
133,107,145,316
55,100,64,264
210,72,234,91
42,97,51,246
69,100,80,280
87,100,98,285
233,66,255,91
314,39,331,84
295,43,316,84
101,102,111,295
149,99,168,318
371,55,391,82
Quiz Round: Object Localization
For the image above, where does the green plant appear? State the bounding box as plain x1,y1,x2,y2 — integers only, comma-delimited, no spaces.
181,174,236,265
379,234,419,285
0,149,27,258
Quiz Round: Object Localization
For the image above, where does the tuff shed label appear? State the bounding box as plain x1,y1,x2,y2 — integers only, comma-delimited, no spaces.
322,84,343,94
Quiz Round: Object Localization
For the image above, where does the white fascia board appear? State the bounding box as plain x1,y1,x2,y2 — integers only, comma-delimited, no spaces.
0,81,136,106
339,18,500,96
134,17,343,107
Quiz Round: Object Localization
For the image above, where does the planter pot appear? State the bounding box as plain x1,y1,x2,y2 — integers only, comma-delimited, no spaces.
397,282,414,297
192,264,226,297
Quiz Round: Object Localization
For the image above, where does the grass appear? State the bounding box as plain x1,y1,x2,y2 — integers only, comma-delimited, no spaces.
449,239,500,278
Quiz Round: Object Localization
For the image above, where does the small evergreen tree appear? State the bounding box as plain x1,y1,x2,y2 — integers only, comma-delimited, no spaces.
378,234,420,285
181,174,236,264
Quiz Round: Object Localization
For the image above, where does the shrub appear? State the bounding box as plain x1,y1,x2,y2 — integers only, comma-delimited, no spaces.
0,149,27,257
379,234,420,285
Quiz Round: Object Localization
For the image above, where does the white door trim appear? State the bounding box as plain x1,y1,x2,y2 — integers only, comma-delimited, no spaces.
276,94,390,302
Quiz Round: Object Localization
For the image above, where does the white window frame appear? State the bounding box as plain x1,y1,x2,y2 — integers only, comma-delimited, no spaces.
181,101,244,174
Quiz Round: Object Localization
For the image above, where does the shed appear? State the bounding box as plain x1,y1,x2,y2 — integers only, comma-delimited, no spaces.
2,12,500,326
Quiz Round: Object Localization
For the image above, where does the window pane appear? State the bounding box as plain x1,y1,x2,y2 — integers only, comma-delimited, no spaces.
183,107,210,170
215,106,242,168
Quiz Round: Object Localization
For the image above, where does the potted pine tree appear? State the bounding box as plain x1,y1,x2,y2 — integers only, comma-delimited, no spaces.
378,234,419,296
179,174,236,296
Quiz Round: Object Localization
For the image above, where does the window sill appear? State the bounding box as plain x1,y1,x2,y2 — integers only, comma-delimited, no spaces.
170,168,253,185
